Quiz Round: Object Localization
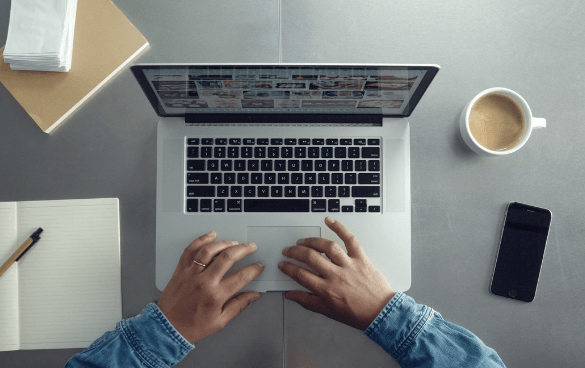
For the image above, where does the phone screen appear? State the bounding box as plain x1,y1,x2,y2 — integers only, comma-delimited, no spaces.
490,202,552,302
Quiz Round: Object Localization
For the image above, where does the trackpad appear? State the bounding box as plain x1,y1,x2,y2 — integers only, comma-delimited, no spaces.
236,226,320,281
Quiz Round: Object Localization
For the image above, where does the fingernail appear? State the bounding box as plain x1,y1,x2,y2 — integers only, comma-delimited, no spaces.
206,231,216,237
296,238,305,245
278,261,286,268
256,261,265,268
252,294,261,302
231,241,239,245
325,217,335,224
248,242,257,249
282,246,291,254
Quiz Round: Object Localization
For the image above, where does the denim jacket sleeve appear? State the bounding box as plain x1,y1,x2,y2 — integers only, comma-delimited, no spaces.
364,292,506,367
64,303,194,368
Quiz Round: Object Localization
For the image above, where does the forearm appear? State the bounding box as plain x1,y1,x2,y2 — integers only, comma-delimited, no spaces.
364,293,505,368
64,303,194,368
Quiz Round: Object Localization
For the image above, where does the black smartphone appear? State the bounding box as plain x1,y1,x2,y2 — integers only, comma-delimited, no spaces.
490,202,552,302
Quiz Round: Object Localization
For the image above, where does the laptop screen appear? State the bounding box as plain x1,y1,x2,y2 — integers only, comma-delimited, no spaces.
131,64,439,118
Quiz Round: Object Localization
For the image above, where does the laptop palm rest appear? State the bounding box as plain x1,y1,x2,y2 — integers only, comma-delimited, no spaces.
231,226,321,281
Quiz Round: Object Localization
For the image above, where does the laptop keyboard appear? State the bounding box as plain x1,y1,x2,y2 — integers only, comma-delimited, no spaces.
185,137,381,213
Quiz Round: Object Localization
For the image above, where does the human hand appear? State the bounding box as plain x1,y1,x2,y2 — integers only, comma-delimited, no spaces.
279,217,396,331
157,231,265,344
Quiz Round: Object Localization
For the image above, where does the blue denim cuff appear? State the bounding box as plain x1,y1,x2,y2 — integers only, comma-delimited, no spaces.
120,303,195,368
364,292,434,360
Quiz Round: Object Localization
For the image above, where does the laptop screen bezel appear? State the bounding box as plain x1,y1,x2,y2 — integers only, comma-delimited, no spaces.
130,63,440,118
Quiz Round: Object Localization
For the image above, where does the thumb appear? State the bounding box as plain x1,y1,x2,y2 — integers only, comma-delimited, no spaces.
285,291,330,316
221,292,260,324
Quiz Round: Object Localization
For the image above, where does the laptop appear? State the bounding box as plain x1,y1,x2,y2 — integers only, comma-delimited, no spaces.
131,63,440,293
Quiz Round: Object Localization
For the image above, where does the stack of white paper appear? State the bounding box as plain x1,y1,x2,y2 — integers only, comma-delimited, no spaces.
3,0,78,72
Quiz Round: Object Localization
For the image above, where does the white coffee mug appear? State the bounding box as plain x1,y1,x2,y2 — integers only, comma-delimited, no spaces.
460,87,546,156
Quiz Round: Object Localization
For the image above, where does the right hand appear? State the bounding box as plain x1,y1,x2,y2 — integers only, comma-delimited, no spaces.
279,217,396,331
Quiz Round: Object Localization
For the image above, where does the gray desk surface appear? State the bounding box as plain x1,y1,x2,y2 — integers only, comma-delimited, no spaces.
1,1,584,367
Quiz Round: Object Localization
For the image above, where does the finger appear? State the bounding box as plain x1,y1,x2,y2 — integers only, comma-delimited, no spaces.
207,242,258,278
282,245,337,277
285,290,330,316
178,231,217,268
221,261,265,296
278,261,327,295
194,240,239,268
219,292,260,327
324,217,365,259
294,237,349,266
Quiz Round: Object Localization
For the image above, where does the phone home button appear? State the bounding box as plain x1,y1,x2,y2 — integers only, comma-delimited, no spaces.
509,289,517,297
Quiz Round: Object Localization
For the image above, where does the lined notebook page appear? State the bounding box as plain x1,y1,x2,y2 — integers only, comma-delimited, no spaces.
16,198,121,349
0,202,19,351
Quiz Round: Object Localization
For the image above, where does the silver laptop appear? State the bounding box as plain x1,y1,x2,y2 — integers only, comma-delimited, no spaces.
131,63,440,293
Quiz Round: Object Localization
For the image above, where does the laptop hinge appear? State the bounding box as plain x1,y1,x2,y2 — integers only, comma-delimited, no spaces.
184,114,383,126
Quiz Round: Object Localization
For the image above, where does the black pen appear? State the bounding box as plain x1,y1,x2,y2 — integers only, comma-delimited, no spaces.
0,227,43,279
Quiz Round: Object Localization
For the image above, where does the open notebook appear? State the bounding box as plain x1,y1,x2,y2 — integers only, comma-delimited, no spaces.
0,198,121,351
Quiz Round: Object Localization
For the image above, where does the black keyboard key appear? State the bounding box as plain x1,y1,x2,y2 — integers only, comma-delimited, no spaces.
220,160,232,171
224,173,236,184
356,207,367,212
187,173,208,184
278,173,290,184
261,160,273,171
321,147,333,158
318,173,330,184
315,160,326,171
326,139,338,145
328,160,340,171
186,199,198,212
368,139,380,145
311,186,323,197
210,173,222,184
338,186,350,197
254,147,266,158
228,199,242,212
291,173,303,184
342,205,353,212
257,186,270,197
299,138,311,145
243,138,255,145
340,139,352,145
354,138,366,145
187,147,199,158
207,160,219,171
271,186,283,197
251,173,263,184
352,186,380,197
308,147,320,158
214,147,226,158
295,147,306,158
228,147,239,158
358,173,381,184
265,173,276,184
215,138,227,145
271,138,283,145
202,138,214,145
241,147,253,158
229,138,241,145
345,173,356,184
355,199,367,207
244,186,256,197
348,147,360,158
284,186,296,197
288,160,300,171
231,186,242,197
328,199,340,212
341,160,353,171
244,199,310,212
281,147,293,158
268,147,279,158
274,160,287,171
214,199,225,212
238,173,249,184
217,186,229,197
355,160,367,171
334,147,346,158
332,173,343,185
305,173,316,184
311,199,326,212
298,186,310,197
285,138,297,145
201,147,212,158
362,147,380,158
200,199,212,212
301,160,313,171
248,160,259,171
257,138,269,145
368,160,380,171
369,206,381,212
325,186,336,197
312,139,324,145
187,138,200,145
187,186,215,197
234,160,246,171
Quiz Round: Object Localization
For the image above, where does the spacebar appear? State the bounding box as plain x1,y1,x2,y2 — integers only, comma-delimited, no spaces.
244,199,310,212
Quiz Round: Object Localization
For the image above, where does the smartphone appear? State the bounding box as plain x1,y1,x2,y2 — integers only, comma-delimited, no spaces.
490,202,552,302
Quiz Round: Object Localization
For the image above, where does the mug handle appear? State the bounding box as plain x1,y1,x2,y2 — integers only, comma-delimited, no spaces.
532,117,546,129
